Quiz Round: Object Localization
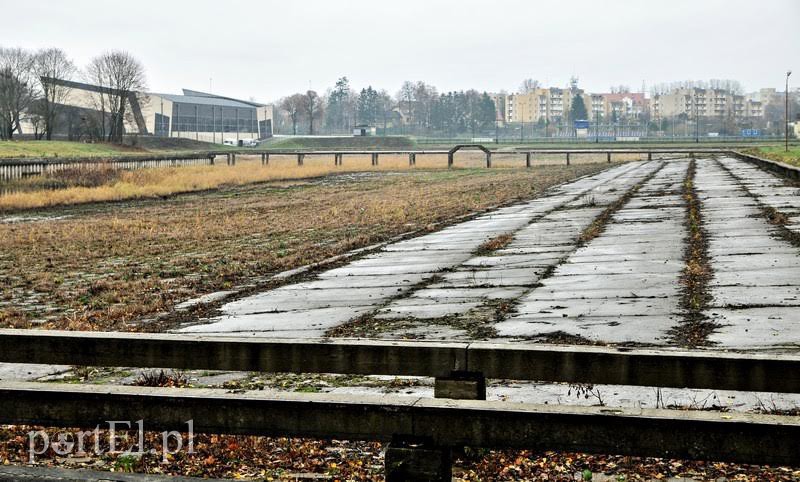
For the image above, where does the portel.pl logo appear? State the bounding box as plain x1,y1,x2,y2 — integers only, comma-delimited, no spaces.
27,420,194,463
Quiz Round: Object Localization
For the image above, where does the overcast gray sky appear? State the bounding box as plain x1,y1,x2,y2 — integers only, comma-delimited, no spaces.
3,0,798,102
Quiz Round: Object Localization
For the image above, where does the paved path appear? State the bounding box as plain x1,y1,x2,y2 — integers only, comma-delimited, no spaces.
178,157,800,351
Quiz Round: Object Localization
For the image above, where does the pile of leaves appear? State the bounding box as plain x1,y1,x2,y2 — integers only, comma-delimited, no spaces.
1,426,798,480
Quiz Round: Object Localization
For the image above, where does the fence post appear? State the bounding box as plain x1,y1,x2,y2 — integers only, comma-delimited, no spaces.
648,152,653,161
385,436,452,482
231,153,236,166
485,151,491,168
607,152,611,163
409,153,415,166
525,152,531,168
297,153,304,166
566,152,570,165
372,153,379,166
209,155,215,166
265,153,269,165
226,153,231,166
447,152,454,168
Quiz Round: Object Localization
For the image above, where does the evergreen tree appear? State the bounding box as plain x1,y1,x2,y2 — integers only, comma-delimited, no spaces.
570,95,588,121
477,93,497,129
325,77,353,133
357,86,380,125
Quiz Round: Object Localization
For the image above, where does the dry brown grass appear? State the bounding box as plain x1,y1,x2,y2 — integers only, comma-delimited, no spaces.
474,233,514,255
0,163,616,331
0,152,642,211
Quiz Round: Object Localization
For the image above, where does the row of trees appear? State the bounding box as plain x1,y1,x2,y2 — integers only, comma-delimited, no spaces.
0,46,145,142
276,77,499,136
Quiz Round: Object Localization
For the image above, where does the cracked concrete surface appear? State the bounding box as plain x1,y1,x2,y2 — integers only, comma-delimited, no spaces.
170,157,799,352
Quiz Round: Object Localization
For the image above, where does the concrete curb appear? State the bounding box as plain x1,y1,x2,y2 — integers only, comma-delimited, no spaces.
733,151,800,180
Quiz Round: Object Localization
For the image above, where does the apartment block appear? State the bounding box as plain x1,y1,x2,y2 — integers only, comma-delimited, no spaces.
655,88,760,120
504,88,592,123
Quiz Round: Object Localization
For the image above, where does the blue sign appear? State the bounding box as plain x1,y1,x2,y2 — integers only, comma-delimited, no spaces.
574,120,590,129
741,129,761,137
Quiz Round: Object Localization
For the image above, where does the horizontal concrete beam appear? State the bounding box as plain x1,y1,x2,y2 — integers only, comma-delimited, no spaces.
2,330,800,393
1,382,798,466
733,151,800,180
468,343,800,394
0,330,465,378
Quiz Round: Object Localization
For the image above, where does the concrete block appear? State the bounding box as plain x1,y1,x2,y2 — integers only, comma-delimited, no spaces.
385,439,452,482
434,371,486,400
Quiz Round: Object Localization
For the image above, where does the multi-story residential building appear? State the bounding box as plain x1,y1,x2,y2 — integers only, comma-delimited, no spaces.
656,87,760,120
598,92,647,120
504,87,592,124
743,98,763,118
649,95,661,119
488,93,507,124
505,87,649,124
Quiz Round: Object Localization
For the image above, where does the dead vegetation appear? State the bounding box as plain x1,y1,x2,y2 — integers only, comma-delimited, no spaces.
0,164,610,331
671,158,717,347
761,205,800,247
0,153,634,211
473,233,514,255
576,164,662,245
133,369,189,388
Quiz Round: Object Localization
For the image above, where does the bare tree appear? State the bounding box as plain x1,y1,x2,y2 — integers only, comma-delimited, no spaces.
301,90,322,135
396,81,416,132
85,50,146,143
377,89,394,133
0,47,35,140
280,94,305,135
413,81,437,129
31,48,76,140
519,78,541,94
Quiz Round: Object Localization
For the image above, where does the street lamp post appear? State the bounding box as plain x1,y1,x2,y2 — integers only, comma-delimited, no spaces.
786,70,792,152
595,101,600,143
695,92,700,143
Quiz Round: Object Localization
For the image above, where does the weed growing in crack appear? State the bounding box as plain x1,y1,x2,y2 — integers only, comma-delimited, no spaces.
670,158,717,347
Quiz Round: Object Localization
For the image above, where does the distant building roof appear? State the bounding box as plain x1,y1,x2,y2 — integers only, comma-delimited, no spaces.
150,92,259,109
601,92,646,103
41,77,264,110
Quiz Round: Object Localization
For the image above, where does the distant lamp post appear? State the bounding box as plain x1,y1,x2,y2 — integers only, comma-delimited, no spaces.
786,70,792,152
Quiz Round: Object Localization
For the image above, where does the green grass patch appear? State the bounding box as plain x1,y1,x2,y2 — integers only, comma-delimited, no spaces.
0,140,144,158
265,136,416,151
0,138,237,159
746,145,800,168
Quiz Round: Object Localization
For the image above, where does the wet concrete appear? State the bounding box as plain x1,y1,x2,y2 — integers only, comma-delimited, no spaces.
696,157,800,349
495,160,688,344
178,161,659,336
170,157,799,352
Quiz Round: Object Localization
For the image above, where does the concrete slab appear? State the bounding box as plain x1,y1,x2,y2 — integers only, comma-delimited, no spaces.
494,315,678,344
0,363,70,382
514,297,680,317
708,308,800,348
375,302,482,319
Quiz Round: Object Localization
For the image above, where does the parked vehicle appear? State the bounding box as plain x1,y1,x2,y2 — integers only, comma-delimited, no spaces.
223,138,259,147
